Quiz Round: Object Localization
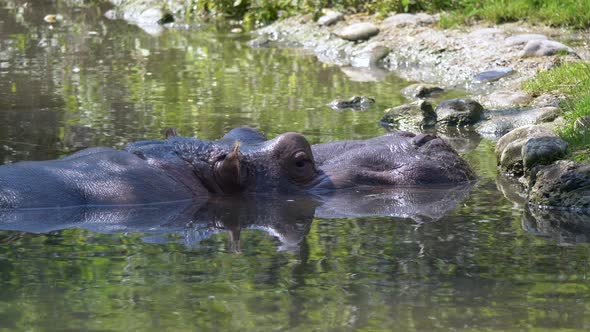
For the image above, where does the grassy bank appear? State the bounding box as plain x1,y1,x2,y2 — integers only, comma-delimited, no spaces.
189,0,590,29
523,62,590,158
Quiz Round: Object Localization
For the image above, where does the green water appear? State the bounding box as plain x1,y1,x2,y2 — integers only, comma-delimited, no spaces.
1,1,590,331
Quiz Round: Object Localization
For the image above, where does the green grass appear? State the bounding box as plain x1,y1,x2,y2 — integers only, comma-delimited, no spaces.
523,62,590,155
188,0,590,29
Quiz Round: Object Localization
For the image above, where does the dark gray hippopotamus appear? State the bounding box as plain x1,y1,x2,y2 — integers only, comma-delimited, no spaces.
0,127,475,209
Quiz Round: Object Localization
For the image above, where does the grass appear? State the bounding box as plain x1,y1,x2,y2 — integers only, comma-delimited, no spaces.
440,0,590,29
188,0,590,29
523,62,590,156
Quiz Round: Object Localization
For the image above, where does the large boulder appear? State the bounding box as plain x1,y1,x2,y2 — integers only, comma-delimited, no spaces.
435,99,484,127
380,101,436,129
317,12,344,26
334,22,379,41
528,160,590,210
495,125,562,175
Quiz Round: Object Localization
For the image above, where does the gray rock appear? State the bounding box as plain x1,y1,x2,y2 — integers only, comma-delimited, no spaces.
481,90,533,109
495,125,558,175
334,22,379,41
435,98,484,126
534,107,563,124
327,96,375,110
521,40,576,57
473,67,514,83
318,12,344,26
381,13,437,28
504,34,548,46
401,83,444,99
522,136,568,170
350,43,390,67
381,101,437,129
528,160,590,210
477,107,563,139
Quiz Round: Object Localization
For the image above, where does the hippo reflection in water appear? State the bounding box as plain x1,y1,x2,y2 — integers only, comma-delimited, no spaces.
0,127,475,209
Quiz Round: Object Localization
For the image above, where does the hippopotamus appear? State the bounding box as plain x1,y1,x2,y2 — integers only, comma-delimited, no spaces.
0,127,475,209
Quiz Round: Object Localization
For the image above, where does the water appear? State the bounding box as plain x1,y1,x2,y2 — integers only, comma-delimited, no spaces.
1,1,590,331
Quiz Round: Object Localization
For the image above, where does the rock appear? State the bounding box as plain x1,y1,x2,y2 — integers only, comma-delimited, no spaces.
534,107,563,124
381,13,438,28
472,67,514,83
521,40,576,57
435,98,484,126
401,83,444,99
504,34,548,46
476,118,515,139
381,101,437,129
528,160,590,210
350,42,390,67
327,96,375,110
481,90,533,109
318,12,344,26
334,22,379,41
477,106,563,139
495,125,558,175
522,137,567,170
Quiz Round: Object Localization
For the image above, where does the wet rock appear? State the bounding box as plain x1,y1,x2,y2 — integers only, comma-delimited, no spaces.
334,22,379,41
327,96,375,110
380,101,437,129
481,90,533,109
522,136,567,171
381,13,438,28
401,83,444,99
317,12,344,26
435,98,484,127
340,66,389,82
350,42,390,67
521,40,576,57
473,67,514,83
495,125,558,175
504,34,548,46
528,160,590,210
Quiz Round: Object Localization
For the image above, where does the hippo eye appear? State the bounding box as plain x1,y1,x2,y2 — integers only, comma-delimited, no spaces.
293,151,309,167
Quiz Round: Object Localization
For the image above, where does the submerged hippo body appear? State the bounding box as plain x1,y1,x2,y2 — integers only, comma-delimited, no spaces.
0,127,475,209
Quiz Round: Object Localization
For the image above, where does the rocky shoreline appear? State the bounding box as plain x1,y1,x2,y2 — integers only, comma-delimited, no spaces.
104,2,590,212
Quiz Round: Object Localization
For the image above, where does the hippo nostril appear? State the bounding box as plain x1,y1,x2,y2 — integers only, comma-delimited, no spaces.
296,160,305,168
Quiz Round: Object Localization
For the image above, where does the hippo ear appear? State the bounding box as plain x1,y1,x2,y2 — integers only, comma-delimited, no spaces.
214,141,243,194
163,127,178,139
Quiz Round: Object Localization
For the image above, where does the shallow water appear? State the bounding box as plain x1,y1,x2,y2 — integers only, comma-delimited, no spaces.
1,1,590,331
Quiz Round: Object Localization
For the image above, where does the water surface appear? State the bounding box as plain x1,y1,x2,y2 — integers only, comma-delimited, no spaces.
1,1,590,331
